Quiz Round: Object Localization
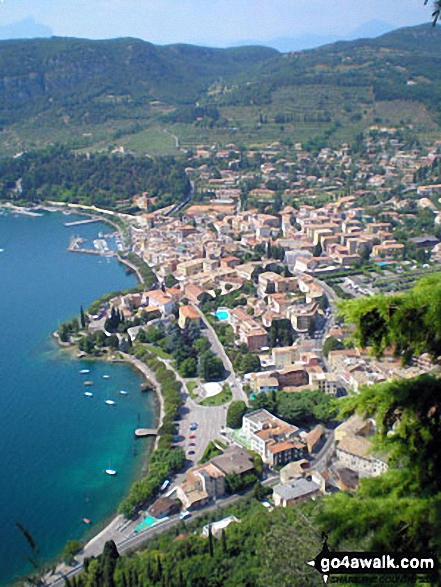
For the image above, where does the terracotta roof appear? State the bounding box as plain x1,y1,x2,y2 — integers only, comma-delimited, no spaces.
268,441,295,454
180,305,200,319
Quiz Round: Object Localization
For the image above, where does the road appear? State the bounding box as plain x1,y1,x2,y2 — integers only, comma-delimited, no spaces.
192,304,248,403
311,430,335,473
48,489,260,587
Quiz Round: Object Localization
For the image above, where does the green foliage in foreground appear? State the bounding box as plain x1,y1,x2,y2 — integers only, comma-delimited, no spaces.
318,374,441,579
73,501,324,587
338,273,441,361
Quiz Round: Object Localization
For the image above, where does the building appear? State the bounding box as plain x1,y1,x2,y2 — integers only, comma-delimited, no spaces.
242,409,304,465
280,459,311,484
238,320,268,351
305,425,324,453
148,497,180,519
273,478,322,507
178,305,201,329
334,415,388,477
201,516,241,538
211,446,255,478
268,441,308,467
176,462,226,511
144,290,175,315
336,468,360,492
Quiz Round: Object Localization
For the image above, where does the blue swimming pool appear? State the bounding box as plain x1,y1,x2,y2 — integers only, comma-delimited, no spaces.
215,308,229,321
134,515,158,533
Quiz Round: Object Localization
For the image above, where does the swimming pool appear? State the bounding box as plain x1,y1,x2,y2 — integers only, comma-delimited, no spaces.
134,515,158,533
215,308,229,321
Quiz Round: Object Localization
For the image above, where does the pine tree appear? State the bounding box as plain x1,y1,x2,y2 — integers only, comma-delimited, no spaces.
80,305,86,329
208,525,214,557
221,528,227,553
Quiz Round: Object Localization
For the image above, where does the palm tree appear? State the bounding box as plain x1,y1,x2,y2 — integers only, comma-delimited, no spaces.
425,0,441,25
16,522,56,586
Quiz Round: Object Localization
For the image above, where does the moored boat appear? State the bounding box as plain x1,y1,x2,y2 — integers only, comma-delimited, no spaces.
105,400,116,406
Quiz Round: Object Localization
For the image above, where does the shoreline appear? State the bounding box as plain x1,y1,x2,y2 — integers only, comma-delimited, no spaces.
3,202,162,580
114,353,165,448
47,210,165,578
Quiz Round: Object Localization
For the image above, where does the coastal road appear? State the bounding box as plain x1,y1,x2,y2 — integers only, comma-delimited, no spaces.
48,490,259,587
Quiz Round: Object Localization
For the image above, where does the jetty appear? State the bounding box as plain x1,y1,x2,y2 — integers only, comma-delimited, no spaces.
135,428,157,438
68,236,116,256
64,217,101,227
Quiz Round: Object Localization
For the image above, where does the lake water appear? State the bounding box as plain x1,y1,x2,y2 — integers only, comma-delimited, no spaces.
0,211,156,585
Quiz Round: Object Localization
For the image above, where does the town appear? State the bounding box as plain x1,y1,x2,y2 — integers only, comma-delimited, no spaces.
51,123,441,577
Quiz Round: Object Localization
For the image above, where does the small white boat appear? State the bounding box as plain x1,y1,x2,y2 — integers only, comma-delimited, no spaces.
105,400,116,406
84,391,93,397
79,369,90,374
120,390,128,395
0,249,4,253
103,375,110,379
105,469,117,476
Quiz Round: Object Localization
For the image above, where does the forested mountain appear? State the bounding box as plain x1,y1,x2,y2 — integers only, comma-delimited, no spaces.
0,38,278,125
1,24,441,154
0,146,190,208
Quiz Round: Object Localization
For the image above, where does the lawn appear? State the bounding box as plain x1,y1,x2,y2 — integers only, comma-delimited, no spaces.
199,383,232,406
186,380,198,400
144,344,173,360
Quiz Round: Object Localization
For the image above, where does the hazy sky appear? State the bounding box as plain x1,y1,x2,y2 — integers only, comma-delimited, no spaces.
0,0,431,46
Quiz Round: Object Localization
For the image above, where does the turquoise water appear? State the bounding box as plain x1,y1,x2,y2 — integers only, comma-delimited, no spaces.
0,212,156,585
215,309,229,321
134,515,158,533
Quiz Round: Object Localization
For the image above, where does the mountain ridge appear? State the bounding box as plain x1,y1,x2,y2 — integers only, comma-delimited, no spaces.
1,23,441,155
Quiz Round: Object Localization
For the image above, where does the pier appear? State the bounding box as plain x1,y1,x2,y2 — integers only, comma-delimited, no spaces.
64,217,101,227
68,236,116,256
135,428,157,438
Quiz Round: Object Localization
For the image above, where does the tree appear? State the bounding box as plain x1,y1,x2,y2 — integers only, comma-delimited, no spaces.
80,306,86,329
164,274,178,288
322,335,344,357
319,375,441,569
62,540,82,565
101,540,119,587
107,334,119,350
238,353,261,374
227,400,247,428
426,0,441,25
198,350,225,382
339,274,441,360
178,357,197,378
